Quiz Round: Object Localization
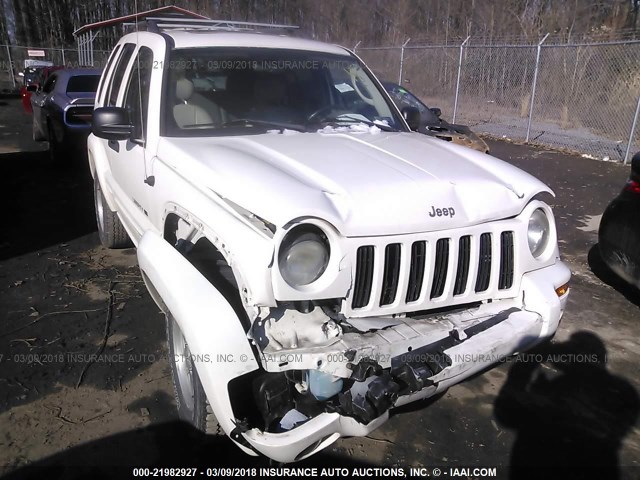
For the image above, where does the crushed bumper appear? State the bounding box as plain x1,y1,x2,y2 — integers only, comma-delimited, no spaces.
243,304,545,462
240,261,570,462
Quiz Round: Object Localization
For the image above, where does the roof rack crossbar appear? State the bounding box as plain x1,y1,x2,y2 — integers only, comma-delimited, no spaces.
132,17,299,33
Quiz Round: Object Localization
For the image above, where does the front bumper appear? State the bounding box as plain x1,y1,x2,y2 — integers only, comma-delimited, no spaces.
242,261,570,462
246,307,543,462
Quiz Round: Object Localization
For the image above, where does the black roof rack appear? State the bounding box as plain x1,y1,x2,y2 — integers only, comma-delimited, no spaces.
129,18,299,34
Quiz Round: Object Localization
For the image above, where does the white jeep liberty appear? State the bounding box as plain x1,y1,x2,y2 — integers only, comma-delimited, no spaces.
88,20,571,463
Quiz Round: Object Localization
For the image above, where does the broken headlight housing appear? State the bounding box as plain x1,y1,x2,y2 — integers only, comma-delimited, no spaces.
527,208,550,258
278,225,330,286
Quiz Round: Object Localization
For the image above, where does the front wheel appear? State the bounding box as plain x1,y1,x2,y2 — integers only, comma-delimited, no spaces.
93,179,131,249
166,313,221,434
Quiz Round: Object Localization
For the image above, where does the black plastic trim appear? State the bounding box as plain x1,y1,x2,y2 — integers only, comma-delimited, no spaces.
406,241,426,302
380,243,401,306
430,238,450,299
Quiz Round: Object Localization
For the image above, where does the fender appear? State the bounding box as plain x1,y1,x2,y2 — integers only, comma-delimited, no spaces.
152,150,278,307
87,133,119,212
137,231,260,452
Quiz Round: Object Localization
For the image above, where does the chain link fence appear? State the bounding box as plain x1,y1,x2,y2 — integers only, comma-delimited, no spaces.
0,45,111,93
357,38,640,164
3,39,640,163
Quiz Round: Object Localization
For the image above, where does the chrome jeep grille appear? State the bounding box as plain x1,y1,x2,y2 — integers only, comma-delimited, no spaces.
350,230,516,313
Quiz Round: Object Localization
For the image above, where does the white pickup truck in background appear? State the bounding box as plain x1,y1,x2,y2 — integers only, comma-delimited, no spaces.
87,19,570,462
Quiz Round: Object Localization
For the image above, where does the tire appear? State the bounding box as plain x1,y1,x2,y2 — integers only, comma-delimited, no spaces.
166,313,221,435
48,121,66,163
93,179,132,249
599,199,640,286
32,115,40,142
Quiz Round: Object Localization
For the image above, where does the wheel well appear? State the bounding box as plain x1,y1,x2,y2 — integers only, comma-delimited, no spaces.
163,213,180,246
164,213,250,331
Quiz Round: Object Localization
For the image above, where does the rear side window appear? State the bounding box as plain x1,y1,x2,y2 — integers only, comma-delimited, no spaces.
96,45,121,102
66,75,100,93
107,43,136,106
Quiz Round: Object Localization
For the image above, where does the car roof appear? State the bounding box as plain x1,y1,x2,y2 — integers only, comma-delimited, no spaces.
163,31,351,56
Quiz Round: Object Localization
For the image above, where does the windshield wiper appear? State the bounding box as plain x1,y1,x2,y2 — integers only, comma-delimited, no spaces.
220,118,307,132
317,114,399,132
182,119,308,132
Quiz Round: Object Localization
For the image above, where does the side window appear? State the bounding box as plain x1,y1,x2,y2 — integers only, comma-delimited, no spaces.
96,44,121,104
124,47,153,141
42,74,57,93
107,43,136,106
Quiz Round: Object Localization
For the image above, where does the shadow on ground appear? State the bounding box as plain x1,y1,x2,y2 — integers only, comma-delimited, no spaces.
494,331,639,480
0,149,95,260
0,420,379,479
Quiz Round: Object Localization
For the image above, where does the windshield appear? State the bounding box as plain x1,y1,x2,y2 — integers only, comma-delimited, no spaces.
23,67,42,86
164,47,406,136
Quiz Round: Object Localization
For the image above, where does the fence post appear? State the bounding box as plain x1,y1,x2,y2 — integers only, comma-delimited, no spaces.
526,33,549,142
61,47,65,66
79,34,85,66
398,38,410,84
5,45,16,89
452,36,470,123
624,94,640,165
90,32,94,66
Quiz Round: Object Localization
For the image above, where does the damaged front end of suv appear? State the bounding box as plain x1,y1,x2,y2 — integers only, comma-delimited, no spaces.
137,190,570,463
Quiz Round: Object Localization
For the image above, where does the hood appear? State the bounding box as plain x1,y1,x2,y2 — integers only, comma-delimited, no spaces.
156,131,551,237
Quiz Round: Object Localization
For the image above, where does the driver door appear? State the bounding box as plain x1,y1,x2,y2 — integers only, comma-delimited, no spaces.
107,44,158,241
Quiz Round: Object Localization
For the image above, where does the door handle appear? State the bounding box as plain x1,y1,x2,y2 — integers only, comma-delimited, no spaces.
108,140,119,152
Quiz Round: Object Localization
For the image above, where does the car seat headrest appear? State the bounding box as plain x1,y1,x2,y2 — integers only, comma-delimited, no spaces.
176,78,194,102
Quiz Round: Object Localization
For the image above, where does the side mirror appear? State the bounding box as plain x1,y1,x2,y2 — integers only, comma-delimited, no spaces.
429,107,442,118
632,151,640,179
26,84,38,92
92,107,132,140
401,106,421,131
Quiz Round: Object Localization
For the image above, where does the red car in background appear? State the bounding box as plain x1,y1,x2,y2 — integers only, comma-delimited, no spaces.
20,66,64,114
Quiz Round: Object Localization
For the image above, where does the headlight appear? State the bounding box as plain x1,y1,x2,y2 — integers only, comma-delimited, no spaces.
528,208,550,258
278,225,330,286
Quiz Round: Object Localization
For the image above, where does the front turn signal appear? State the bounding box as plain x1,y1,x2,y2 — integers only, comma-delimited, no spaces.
555,283,570,297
